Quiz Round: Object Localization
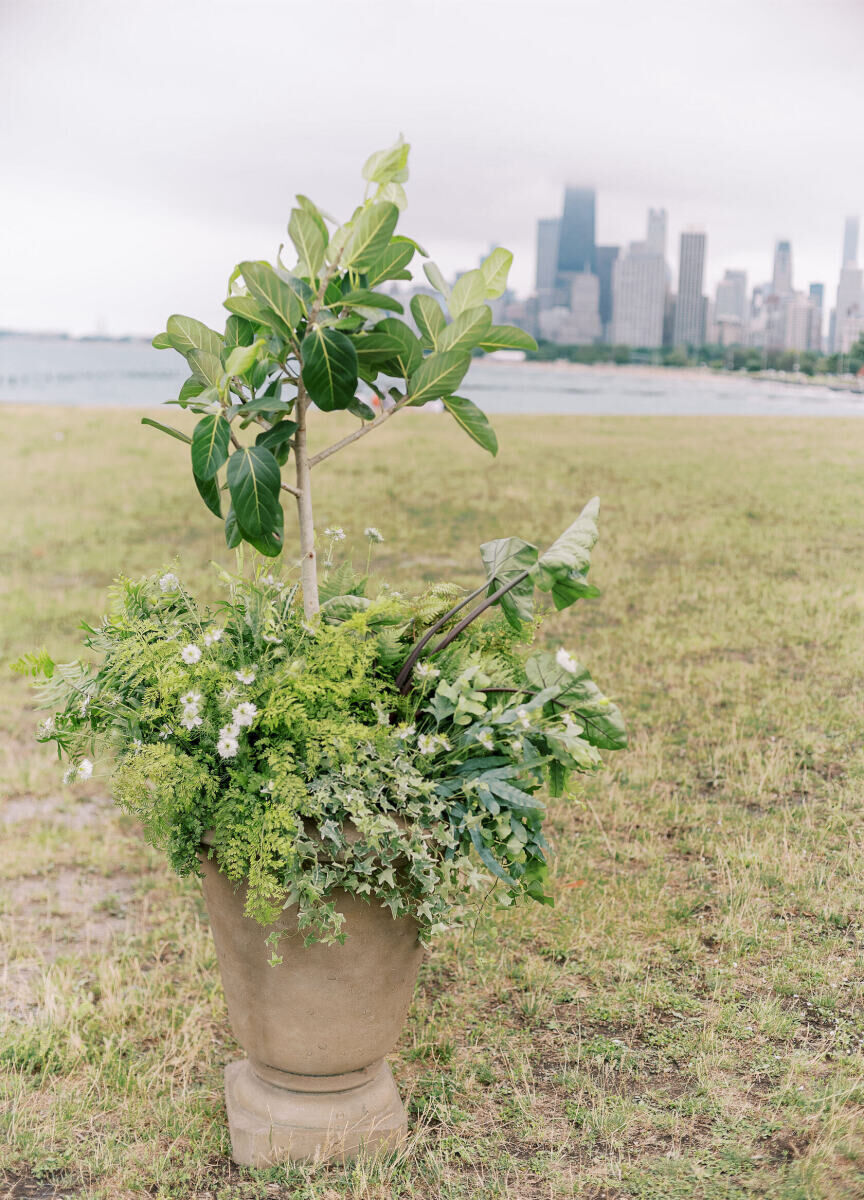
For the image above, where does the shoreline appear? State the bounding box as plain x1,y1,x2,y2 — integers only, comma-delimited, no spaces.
509,358,864,393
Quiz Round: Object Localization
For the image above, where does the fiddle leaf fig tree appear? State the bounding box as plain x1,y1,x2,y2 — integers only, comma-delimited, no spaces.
150,137,534,618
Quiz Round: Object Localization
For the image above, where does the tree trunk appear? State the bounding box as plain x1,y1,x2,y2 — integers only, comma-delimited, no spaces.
294,392,319,618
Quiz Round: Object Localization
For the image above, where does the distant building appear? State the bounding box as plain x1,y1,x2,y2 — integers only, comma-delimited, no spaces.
783,293,813,352
833,216,863,353
556,187,596,276
808,283,824,352
539,272,601,345
595,245,619,340
673,231,707,346
646,208,667,257
713,270,748,344
842,216,859,268
535,217,561,298
772,240,794,297
612,240,666,348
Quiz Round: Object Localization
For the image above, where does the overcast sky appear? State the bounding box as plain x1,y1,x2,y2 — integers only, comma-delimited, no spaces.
2,0,863,336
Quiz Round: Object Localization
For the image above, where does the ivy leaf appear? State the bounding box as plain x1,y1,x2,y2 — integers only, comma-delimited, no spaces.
442,396,498,456
190,413,230,480
342,202,399,271
363,241,415,287
437,305,493,354
407,350,471,405
480,536,538,629
226,446,282,537
476,325,538,352
411,294,446,349
448,269,487,318
532,498,600,594
480,247,513,298
288,208,326,277
468,826,519,887
140,418,191,445
525,652,627,751
194,471,222,518
238,261,301,330
300,326,359,412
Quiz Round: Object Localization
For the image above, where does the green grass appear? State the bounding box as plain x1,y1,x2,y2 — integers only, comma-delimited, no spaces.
2,407,864,1199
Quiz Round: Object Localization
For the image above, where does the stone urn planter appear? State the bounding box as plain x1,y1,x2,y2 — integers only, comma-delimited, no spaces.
198,835,425,1166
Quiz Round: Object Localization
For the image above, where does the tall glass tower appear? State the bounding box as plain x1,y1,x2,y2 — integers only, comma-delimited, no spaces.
556,187,596,275
673,231,707,347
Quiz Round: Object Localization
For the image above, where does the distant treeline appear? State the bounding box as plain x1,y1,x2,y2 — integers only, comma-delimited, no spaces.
526,340,864,376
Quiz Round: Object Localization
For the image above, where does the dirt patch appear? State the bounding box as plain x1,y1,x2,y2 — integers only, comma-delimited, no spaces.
0,794,111,831
0,1174,80,1200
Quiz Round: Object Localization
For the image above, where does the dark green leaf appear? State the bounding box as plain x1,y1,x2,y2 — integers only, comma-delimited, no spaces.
480,536,538,629
363,241,415,287
525,652,627,751
411,294,446,349
177,377,206,406
236,499,283,557
347,395,377,420
468,826,519,887
140,417,191,445
255,419,297,457
165,314,223,360
194,471,222,518
226,445,281,536
352,332,406,364
442,396,498,456
336,289,404,314
300,326,359,412
342,202,399,270
476,325,538,352
238,261,301,330
225,506,242,548
190,414,230,480
408,350,471,404
532,498,600,593
486,778,546,814
187,349,224,388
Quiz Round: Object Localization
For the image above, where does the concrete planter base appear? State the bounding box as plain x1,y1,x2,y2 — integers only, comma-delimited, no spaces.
198,839,424,1166
224,1057,407,1165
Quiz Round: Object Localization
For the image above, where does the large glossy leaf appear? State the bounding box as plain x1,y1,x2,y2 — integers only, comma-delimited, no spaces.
423,261,450,298
476,325,538,352
361,137,410,185
226,446,281,536
177,376,206,406
255,419,297,463
223,341,262,378
374,318,423,379
300,326,358,412
223,295,281,331
342,202,399,271
442,396,498,456
225,501,282,556
480,248,513,298
194,470,222,518
449,269,487,318
480,536,538,629
238,262,300,330
295,194,330,240
190,413,230,480
187,349,224,388
336,289,403,314
438,305,493,353
525,652,627,751
223,315,254,353
152,331,173,349
351,332,407,364
363,241,415,287
165,314,223,360
140,418,191,445
532,498,600,594
407,350,471,405
288,208,326,277
411,294,446,349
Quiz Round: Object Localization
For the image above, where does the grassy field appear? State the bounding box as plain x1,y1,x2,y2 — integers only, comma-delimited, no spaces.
2,407,864,1200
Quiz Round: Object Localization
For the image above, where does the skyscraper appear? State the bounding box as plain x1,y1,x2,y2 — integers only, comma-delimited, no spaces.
808,283,824,351
673,231,707,347
834,215,863,353
556,187,596,276
842,217,859,267
772,240,793,296
535,217,561,296
646,209,667,257
612,241,666,348
595,245,619,337
713,270,748,345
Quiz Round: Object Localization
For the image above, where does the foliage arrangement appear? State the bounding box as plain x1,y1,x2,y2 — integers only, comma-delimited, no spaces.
22,139,626,946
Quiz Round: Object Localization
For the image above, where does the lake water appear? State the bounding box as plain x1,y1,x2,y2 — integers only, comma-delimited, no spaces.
2,334,863,417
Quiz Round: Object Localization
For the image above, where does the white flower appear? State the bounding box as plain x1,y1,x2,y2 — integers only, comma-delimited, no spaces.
434,734,451,751
180,691,201,707
418,734,437,754
217,735,239,759
159,572,179,593
476,729,495,752
373,701,391,726
516,706,532,730
260,780,274,794
394,724,415,740
235,667,256,684
556,647,579,675
181,644,202,664
203,628,223,646
220,722,240,739
63,764,77,784
222,685,238,703
324,526,346,541
37,717,55,738
364,527,384,543
180,711,203,730
77,758,93,780
414,662,440,681
232,702,258,728
561,712,583,735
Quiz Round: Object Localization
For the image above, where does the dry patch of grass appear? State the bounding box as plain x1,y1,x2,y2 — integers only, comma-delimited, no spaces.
2,411,864,1198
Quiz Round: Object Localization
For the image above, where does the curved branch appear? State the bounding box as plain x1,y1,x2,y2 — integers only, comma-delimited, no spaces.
309,395,410,468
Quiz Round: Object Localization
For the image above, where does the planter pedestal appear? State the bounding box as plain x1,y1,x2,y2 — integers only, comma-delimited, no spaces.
224,1057,407,1165
198,840,424,1166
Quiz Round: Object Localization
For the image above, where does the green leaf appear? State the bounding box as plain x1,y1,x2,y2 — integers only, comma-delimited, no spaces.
194,470,222,518
476,325,538,352
361,136,410,185
525,652,627,751
407,350,471,405
288,207,326,277
300,326,359,412
236,499,284,557
152,331,173,349
224,340,263,378
255,419,297,456
373,318,423,379
486,778,545,814
335,289,403,314
423,261,450,298
363,241,415,287
223,295,282,331
165,314,223,360
226,446,281,536
225,506,242,548
411,294,446,349
351,332,407,363
223,315,254,353
449,269,487,318
480,247,513,298
190,413,230,480
238,261,300,330
140,417,191,445
295,194,330,241
468,826,519,887
442,396,498,456
480,536,538,628
188,349,224,388
438,305,493,353
236,391,294,420
177,377,206,407
342,202,399,271
377,181,407,210
533,497,600,593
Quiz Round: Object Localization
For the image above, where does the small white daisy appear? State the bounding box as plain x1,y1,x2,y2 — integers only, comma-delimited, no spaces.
219,722,240,739
434,734,451,751
181,644,202,664
77,758,94,780
222,685,238,703
364,527,384,543
414,662,440,681
516,706,532,729
417,734,437,754
555,647,579,675
37,717,55,738
180,712,203,730
203,628,223,646
180,691,201,707
476,729,495,752
232,702,258,727
235,667,256,684
159,572,179,593
324,526,346,541
217,735,239,759
394,724,415,740
63,764,77,784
